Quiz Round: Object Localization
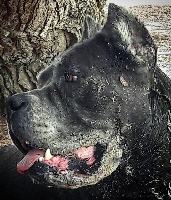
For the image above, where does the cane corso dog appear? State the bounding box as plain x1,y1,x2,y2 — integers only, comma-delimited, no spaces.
0,3,171,200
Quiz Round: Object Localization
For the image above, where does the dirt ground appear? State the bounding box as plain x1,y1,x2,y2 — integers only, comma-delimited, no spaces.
0,5,170,147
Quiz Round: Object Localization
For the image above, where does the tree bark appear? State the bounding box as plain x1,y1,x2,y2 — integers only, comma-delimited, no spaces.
0,0,106,112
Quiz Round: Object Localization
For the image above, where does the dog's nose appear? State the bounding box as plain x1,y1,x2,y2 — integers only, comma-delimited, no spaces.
6,94,28,112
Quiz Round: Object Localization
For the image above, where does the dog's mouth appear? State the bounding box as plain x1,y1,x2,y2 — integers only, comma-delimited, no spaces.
17,139,106,177
9,129,122,188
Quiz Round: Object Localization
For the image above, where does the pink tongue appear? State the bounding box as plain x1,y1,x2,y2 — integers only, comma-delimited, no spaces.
17,149,44,174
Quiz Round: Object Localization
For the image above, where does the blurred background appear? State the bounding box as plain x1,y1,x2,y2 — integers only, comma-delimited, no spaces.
107,0,171,7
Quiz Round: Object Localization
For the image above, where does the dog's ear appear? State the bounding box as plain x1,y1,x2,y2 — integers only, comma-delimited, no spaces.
103,4,156,67
102,4,157,88
82,15,101,41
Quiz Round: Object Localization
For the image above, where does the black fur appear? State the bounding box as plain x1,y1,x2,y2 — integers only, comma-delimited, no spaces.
0,4,170,200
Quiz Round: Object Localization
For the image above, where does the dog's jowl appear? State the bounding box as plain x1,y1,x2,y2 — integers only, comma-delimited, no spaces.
0,4,170,200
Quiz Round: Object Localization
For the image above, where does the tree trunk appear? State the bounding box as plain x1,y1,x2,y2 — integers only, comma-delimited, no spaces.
0,0,106,112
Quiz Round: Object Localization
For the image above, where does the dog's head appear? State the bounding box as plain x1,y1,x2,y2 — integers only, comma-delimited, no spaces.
6,4,156,188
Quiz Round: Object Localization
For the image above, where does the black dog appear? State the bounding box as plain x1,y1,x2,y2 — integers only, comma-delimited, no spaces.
0,4,171,200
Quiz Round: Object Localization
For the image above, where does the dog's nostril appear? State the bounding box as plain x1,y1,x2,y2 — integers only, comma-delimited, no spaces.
7,94,28,112
10,101,27,111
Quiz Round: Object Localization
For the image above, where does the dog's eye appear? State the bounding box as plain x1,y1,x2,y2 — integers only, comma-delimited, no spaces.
64,72,78,82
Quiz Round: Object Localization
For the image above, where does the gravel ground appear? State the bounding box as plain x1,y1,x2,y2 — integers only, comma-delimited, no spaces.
0,5,171,146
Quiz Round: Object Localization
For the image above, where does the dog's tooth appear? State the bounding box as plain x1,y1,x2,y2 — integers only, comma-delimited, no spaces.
120,76,128,87
45,148,53,160
38,157,44,162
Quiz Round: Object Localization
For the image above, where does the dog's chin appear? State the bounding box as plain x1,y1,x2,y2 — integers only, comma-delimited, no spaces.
9,129,123,188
